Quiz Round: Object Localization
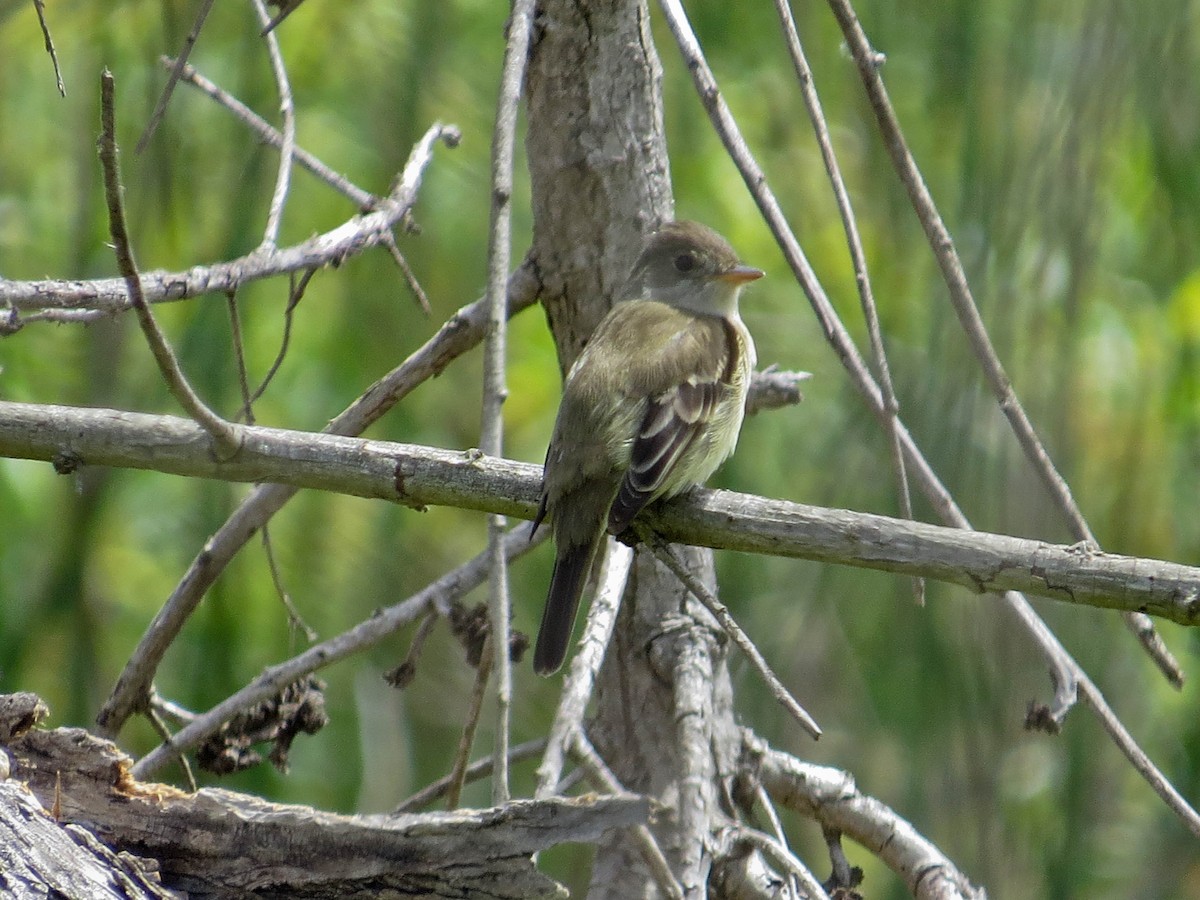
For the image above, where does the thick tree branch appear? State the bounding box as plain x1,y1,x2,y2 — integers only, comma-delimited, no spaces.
5,713,649,898
1,398,1197,625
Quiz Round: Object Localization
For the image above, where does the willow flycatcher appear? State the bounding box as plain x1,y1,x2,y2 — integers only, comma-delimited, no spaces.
532,220,762,675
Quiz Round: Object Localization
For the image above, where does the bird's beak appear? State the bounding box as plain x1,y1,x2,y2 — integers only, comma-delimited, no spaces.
715,264,764,285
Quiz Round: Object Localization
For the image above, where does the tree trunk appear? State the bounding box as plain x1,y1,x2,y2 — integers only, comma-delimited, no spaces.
526,2,741,896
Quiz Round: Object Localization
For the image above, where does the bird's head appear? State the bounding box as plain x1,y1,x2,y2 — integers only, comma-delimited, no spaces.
624,220,763,317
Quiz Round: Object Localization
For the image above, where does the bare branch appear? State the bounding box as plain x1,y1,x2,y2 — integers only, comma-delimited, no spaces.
395,738,548,813
251,0,296,249
136,0,216,153
31,0,65,97
133,522,546,779
447,636,492,809
770,0,920,604
640,528,821,740
98,69,240,459
164,57,378,209
823,0,1180,684
1078,673,1200,837
93,263,539,740
3,398,1199,626
536,540,633,798
1,122,460,321
571,731,684,900
753,732,985,899
479,0,537,805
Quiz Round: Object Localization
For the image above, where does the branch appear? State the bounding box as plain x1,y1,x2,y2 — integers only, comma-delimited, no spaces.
166,57,378,209
641,530,821,739
250,0,296,250
92,265,539,739
1,400,1196,622
0,122,461,323
132,523,546,780
136,0,216,153
7,714,649,898
478,0,538,805
31,0,66,97
536,540,633,798
750,732,984,899
99,69,240,459
823,0,1180,686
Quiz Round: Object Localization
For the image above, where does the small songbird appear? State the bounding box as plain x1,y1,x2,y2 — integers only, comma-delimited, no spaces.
532,220,763,675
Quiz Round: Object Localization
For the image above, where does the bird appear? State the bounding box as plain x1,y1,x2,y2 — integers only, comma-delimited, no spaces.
532,220,762,675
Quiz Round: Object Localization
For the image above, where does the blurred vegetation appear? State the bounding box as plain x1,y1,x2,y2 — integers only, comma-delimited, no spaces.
1,1,1198,897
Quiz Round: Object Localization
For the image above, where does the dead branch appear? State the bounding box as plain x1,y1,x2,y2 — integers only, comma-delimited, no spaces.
3,708,648,898
1,398,1197,626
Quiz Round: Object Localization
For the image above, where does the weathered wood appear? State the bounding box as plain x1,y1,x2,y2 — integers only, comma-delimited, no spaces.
2,700,649,898
1,399,1197,624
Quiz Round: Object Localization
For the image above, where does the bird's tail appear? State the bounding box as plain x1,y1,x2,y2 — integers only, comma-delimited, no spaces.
533,537,600,676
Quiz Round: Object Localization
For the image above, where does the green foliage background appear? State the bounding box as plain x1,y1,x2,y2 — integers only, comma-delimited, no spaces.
1,1,1199,896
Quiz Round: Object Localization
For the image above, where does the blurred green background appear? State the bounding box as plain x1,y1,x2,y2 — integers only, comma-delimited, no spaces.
1,1,1198,897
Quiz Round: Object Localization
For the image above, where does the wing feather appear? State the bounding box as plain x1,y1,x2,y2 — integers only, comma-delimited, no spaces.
607,335,736,534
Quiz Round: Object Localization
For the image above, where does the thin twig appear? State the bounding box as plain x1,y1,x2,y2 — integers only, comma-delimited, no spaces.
261,0,310,35
251,0,296,250
536,540,633,798
446,636,493,809
164,57,379,209
384,234,432,315
245,268,315,417
147,691,196,726
572,731,684,900
638,526,821,740
773,0,922,606
98,69,241,460
754,783,799,898
394,737,548,812
31,0,65,97
136,0,216,154
225,291,253,422
144,703,196,792
384,610,439,688
262,526,315,641
132,522,547,778
479,0,538,808
1078,672,1200,837
227,287,313,638
824,0,1179,683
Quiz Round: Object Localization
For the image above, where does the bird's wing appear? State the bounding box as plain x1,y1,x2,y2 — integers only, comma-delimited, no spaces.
607,314,738,535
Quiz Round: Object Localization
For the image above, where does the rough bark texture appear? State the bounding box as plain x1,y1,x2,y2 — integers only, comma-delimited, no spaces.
527,2,741,896
0,703,649,898
526,0,673,371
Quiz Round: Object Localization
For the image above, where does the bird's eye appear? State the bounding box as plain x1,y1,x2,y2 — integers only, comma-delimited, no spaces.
673,252,697,273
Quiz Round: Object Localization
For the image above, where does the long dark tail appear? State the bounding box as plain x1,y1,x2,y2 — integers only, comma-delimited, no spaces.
534,538,599,675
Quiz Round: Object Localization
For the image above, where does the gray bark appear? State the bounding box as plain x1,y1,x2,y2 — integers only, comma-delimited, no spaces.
527,2,741,896
0,700,648,898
